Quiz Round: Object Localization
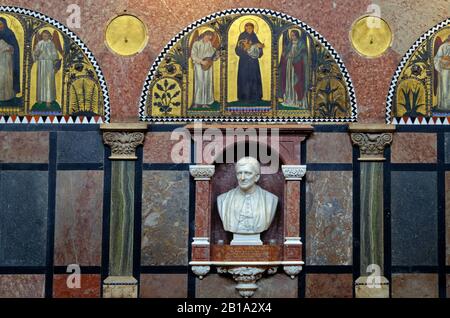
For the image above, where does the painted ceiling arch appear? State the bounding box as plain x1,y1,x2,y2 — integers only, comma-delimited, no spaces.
139,8,357,123
387,18,450,125
0,6,109,124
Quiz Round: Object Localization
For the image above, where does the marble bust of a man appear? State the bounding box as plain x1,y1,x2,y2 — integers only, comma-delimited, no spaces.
217,157,278,245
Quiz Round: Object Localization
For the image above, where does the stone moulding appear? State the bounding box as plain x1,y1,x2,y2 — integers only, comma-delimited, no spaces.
100,123,148,160
281,165,307,180
189,165,216,180
102,276,138,298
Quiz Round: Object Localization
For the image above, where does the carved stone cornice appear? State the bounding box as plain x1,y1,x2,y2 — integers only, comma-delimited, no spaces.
100,123,148,160
349,124,395,161
282,165,307,180
189,165,215,180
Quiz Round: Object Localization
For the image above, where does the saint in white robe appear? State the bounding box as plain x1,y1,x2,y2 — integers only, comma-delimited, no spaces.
217,185,278,234
191,40,216,106
0,39,15,101
33,39,58,103
434,42,450,110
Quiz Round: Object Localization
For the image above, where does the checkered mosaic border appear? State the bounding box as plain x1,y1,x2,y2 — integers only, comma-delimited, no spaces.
139,8,358,123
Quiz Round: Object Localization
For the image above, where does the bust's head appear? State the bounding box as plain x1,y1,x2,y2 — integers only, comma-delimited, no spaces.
235,157,260,193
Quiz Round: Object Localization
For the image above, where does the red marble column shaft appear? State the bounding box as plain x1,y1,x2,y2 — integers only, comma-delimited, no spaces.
283,180,302,261
192,180,211,261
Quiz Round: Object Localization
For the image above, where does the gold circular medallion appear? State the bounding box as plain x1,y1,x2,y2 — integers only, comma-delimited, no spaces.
350,16,392,58
105,14,148,57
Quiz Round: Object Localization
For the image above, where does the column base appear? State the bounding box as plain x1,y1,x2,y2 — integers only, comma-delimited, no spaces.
355,276,389,298
103,276,138,298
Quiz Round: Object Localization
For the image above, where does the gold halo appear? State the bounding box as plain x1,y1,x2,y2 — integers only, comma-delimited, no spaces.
239,18,259,34
105,14,148,57
350,15,393,58
288,28,302,39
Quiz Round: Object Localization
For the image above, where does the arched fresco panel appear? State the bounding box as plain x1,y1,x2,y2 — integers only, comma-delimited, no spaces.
139,8,356,123
0,6,109,124
387,19,450,125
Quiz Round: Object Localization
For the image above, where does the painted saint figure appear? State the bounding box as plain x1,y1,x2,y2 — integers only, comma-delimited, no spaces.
33,30,62,108
434,35,450,111
279,29,309,108
217,157,278,245
190,30,220,108
235,23,264,103
0,17,20,101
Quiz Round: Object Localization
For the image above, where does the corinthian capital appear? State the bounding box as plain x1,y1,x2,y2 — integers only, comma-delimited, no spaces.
349,124,395,161
100,123,148,160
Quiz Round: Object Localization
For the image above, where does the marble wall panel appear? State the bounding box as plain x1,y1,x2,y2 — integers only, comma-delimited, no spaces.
391,171,438,266
53,274,101,298
143,132,190,164
0,132,49,163
0,171,48,266
141,171,189,265
392,274,438,298
307,133,353,164
391,133,437,164
0,275,45,298
54,171,103,266
305,171,353,265
57,131,104,164
140,274,187,298
305,274,353,298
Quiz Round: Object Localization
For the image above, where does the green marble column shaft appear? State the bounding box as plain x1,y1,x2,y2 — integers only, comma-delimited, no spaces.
109,160,135,276
360,162,384,275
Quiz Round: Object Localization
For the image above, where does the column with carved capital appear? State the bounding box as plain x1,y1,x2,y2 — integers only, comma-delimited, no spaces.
349,124,395,298
189,165,215,278
281,165,306,278
100,123,147,298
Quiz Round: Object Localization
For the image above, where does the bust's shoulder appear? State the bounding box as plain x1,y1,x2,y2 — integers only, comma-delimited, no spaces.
259,186,277,199
218,187,236,201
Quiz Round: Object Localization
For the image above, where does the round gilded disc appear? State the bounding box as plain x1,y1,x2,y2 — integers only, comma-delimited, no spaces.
105,14,148,57
350,16,392,58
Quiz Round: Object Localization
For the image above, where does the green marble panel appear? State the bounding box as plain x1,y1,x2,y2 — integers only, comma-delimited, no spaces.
360,162,384,274
109,160,135,276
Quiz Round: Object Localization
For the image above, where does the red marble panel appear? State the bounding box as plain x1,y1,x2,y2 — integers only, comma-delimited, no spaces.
391,133,437,163
307,133,353,163
0,132,49,163
305,274,353,298
195,180,211,238
140,274,187,298
192,246,210,261
0,275,45,298
53,274,101,298
143,131,190,164
285,181,300,237
54,171,103,266
392,274,438,298
283,245,302,261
